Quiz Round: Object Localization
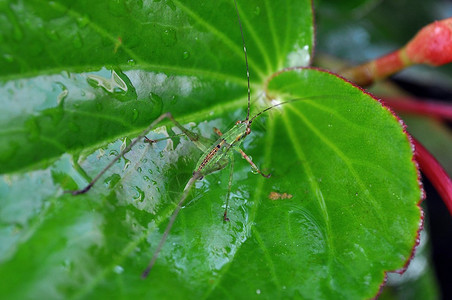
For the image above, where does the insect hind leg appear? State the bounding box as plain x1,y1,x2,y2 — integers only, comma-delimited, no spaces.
143,133,185,145
66,112,179,195
224,154,234,221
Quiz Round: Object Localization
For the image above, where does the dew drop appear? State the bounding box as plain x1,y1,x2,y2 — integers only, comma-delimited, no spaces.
55,82,68,105
24,118,40,141
4,6,23,41
13,24,23,42
76,15,90,28
62,259,73,271
120,137,132,152
44,106,64,126
133,186,145,202
98,148,106,158
132,108,139,122
68,122,80,133
123,159,131,170
256,289,261,295
128,59,136,66
170,95,178,105
108,0,127,17
111,70,128,92
137,167,142,173
45,29,59,41
149,92,163,115
104,174,121,188
113,265,124,274
0,142,19,163
166,0,176,11
72,32,83,48
3,54,14,63
96,101,103,111
87,70,129,95
183,51,190,59
110,149,119,157
254,6,261,16
161,28,177,46
135,0,144,9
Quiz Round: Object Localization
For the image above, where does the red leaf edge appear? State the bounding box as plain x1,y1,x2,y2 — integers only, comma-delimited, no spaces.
265,67,425,298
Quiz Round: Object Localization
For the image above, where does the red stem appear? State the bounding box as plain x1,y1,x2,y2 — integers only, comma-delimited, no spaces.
413,138,452,214
384,97,452,120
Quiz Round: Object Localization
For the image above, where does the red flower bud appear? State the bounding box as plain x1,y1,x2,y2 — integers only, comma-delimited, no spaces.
405,18,452,66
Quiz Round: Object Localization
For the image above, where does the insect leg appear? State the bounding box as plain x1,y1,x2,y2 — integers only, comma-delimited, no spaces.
213,127,222,137
223,154,234,221
67,112,189,195
142,171,202,278
237,148,271,178
214,126,270,178
164,114,211,152
144,133,185,144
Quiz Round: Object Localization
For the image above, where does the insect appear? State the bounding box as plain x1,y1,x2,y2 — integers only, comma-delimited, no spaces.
67,0,321,278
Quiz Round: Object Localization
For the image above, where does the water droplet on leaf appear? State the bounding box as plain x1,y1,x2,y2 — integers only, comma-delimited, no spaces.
120,137,132,152
170,95,178,105
161,28,177,46
76,15,90,28
25,118,40,141
166,0,176,11
96,101,103,111
87,69,130,97
254,6,260,15
132,108,139,122
123,159,131,170
3,54,14,63
45,29,59,41
113,265,124,274
68,122,80,133
104,174,121,189
55,82,68,105
133,186,145,202
0,142,19,162
149,92,163,116
72,33,83,48
108,0,127,17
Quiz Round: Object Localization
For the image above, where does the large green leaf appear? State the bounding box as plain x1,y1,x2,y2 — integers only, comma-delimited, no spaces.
0,0,421,299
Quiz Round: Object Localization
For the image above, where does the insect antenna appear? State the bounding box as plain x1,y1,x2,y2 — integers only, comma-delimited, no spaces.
249,94,344,124
233,0,251,121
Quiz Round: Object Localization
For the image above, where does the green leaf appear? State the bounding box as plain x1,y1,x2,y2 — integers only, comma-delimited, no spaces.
0,0,421,299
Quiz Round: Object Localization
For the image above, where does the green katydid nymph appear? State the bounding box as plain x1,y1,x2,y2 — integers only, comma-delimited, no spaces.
68,0,315,278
